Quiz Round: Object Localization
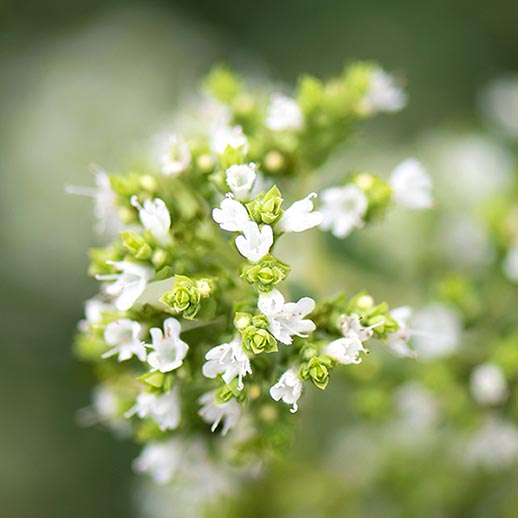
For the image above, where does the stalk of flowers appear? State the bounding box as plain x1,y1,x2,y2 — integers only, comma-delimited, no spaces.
72,62,427,486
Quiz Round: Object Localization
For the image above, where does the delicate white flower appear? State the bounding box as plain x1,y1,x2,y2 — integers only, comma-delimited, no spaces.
133,439,183,484
270,367,303,413
161,134,191,176
362,68,407,114
265,93,304,131
225,163,257,201
470,363,508,405
277,192,323,233
466,418,518,471
394,382,440,435
389,159,433,209
102,318,146,362
131,196,172,247
66,167,122,236
78,298,114,331
258,289,316,345
127,389,181,431
202,336,252,390
386,306,416,358
99,261,154,311
319,185,368,238
198,391,241,436
323,336,367,365
212,196,251,232
211,125,248,155
503,240,518,282
146,318,189,373
340,314,374,342
411,304,462,360
235,221,273,262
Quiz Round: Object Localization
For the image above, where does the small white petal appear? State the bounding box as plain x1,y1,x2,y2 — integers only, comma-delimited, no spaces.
212,197,251,232
277,193,323,233
389,159,433,209
235,222,273,262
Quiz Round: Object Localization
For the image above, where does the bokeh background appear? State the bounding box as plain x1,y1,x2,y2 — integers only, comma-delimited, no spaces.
1,1,517,517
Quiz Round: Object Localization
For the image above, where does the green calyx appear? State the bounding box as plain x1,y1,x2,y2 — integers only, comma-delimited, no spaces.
300,355,332,390
242,324,278,355
246,186,284,225
350,173,392,221
120,231,153,260
215,378,247,404
241,254,290,293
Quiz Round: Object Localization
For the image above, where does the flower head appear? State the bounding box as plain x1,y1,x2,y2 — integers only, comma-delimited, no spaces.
161,134,191,176
226,163,257,201
212,196,251,232
211,125,248,155
127,389,181,431
198,391,241,436
470,362,508,405
265,93,304,131
235,221,273,262
389,159,433,209
319,185,368,238
362,68,407,114
258,289,316,345
131,196,172,247
202,336,252,390
277,193,323,233
133,439,183,484
102,318,146,362
323,336,367,365
146,318,189,373
386,306,416,358
270,367,303,412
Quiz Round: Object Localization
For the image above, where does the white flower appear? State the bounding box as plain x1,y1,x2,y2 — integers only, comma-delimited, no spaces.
411,304,462,360
198,391,241,436
78,298,114,331
470,363,508,405
212,196,251,232
211,125,248,155
131,196,172,247
202,336,252,390
225,163,257,201
258,289,316,345
99,261,154,311
133,439,183,484
362,68,407,114
277,192,323,233
394,382,440,435
389,159,433,209
146,318,189,373
323,336,367,365
127,389,181,431
503,240,518,282
270,367,303,413
265,93,304,131
319,185,368,238
66,167,122,236
480,75,518,138
340,314,374,342
235,221,273,262
386,306,417,358
102,318,146,362
161,134,191,176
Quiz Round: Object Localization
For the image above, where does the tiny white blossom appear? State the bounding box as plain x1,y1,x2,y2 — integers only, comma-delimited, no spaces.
270,367,303,413
411,304,462,360
386,306,417,358
161,134,191,176
277,192,323,233
265,93,304,131
102,318,146,362
133,439,183,484
198,391,241,436
503,240,518,282
319,185,368,238
470,363,508,405
78,298,114,331
235,221,273,262
226,163,257,201
362,68,407,114
146,318,189,373
258,289,316,345
323,336,367,365
211,125,248,155
389,159,433,209
99,261,154,311
212,196,251,232
202,336,252,390
131,196,172,247
340,314,374,342
127,389,181,431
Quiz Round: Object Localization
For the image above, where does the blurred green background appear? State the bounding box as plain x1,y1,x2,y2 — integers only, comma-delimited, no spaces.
1,1,516,517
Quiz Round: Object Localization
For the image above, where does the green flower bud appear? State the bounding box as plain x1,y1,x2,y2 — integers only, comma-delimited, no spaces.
215,378,246,404
160,275,201,319
246,186,284,225
241,254,290,293
120,231,152,260
300,356,331,390
234,312,253,331
205,66,243,103
242,325,278,355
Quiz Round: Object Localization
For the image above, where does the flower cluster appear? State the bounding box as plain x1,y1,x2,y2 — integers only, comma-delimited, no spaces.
72,63,432,488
